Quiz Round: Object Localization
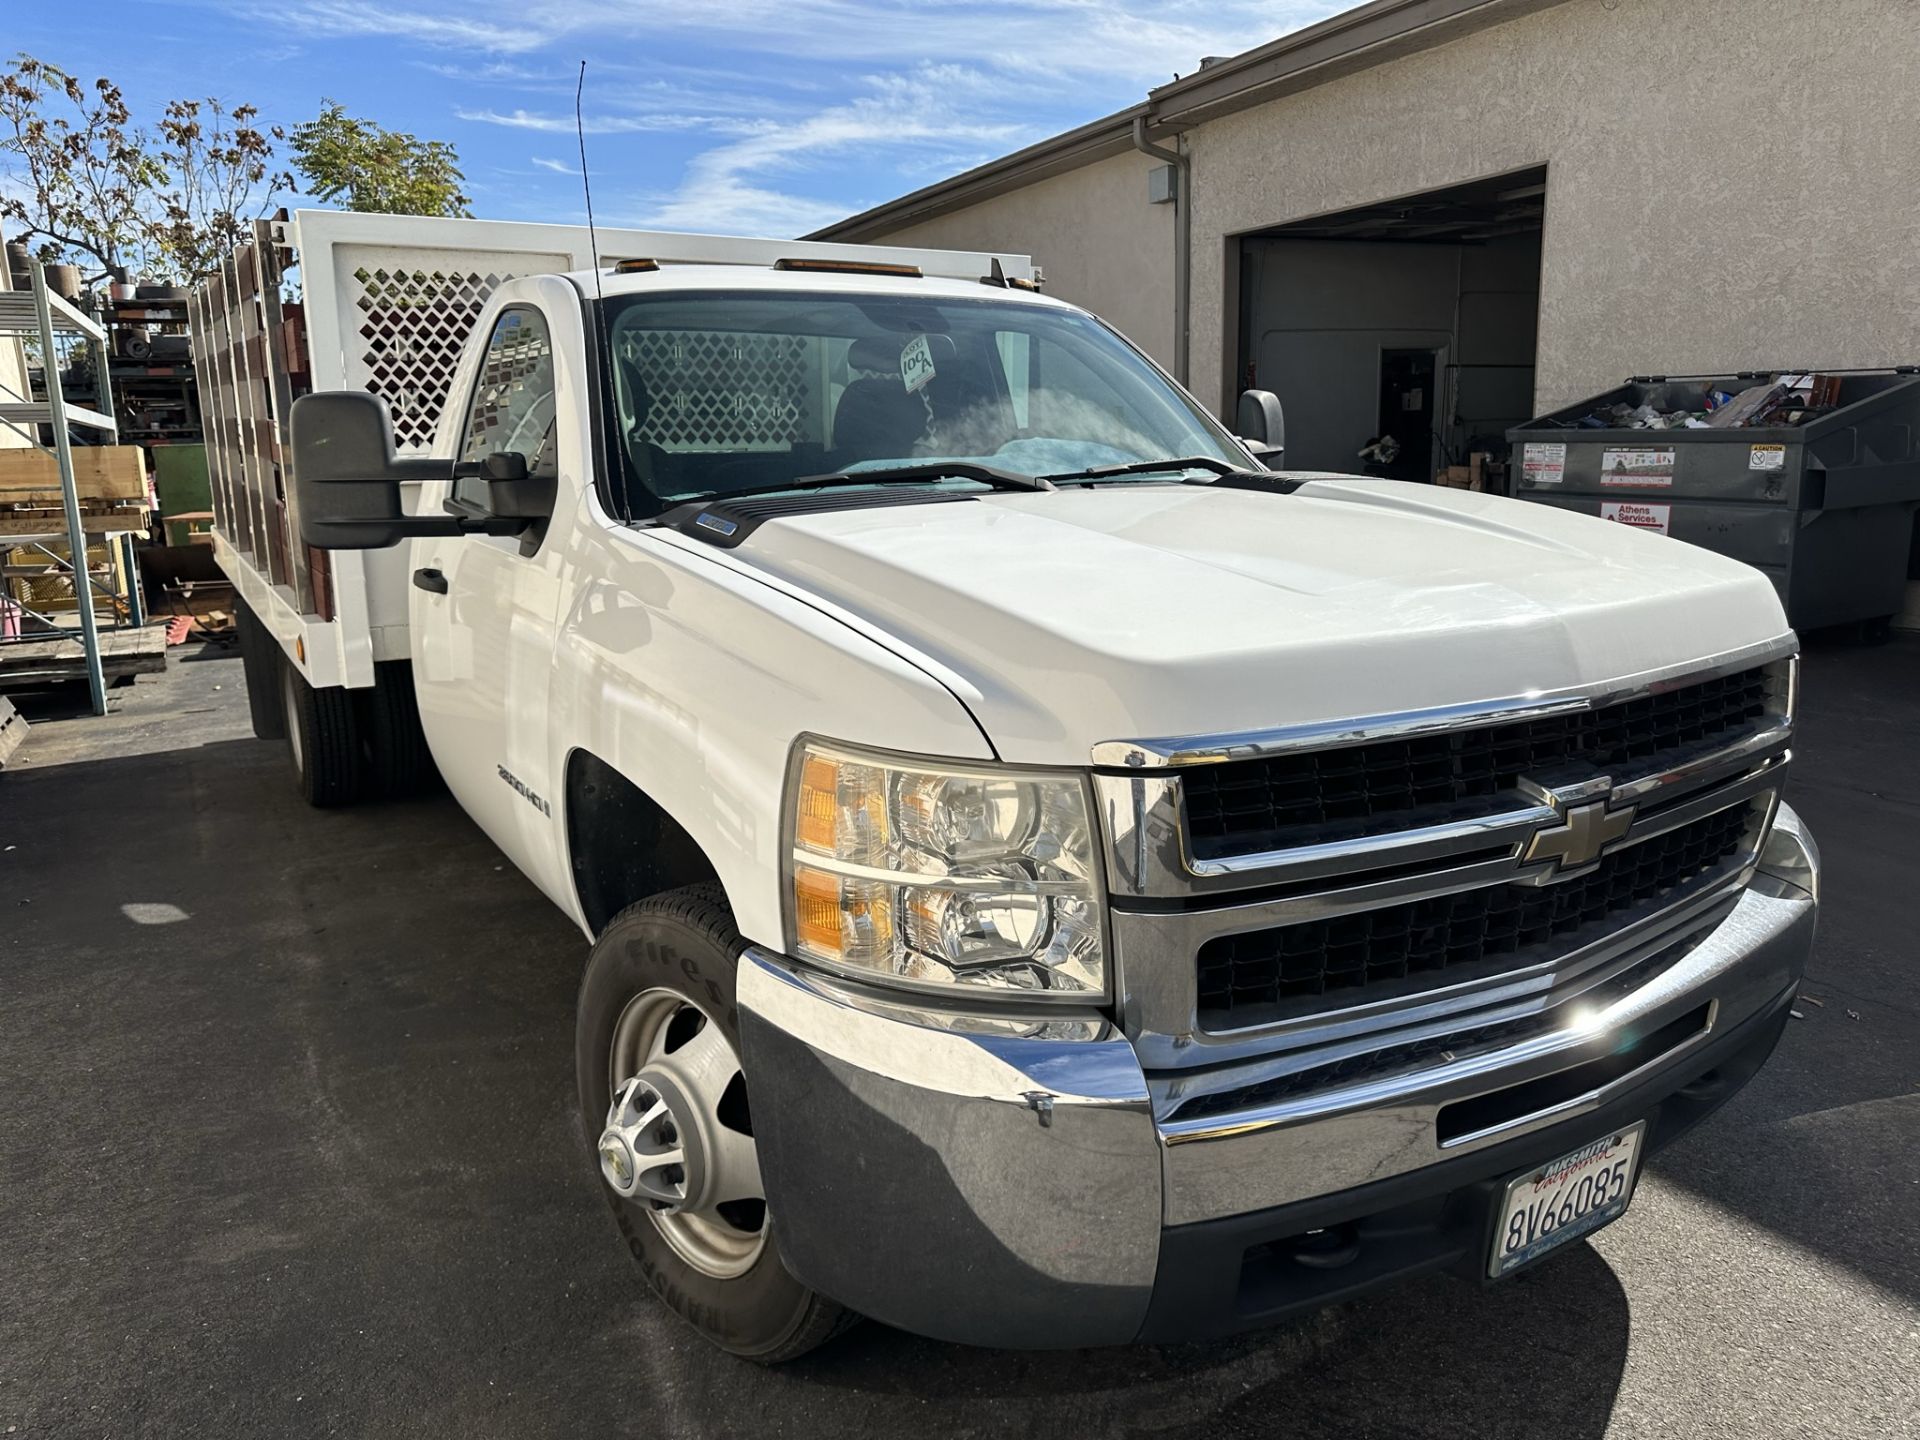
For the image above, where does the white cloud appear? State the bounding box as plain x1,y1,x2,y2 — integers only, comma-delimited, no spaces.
229,0,1334,82
633,67,1030,237
456,107,731,135
530,156,579,174
264,0,541,51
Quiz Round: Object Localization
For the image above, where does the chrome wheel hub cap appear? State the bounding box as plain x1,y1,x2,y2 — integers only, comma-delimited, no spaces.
597,1069,705,1209
601,988,766,1279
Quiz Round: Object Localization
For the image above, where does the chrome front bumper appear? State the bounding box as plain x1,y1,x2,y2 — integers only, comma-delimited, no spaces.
737,805,1818,1349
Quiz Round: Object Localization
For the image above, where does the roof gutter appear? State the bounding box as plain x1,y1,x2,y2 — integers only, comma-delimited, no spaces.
1149,0,1556,125
1130,116,1190,387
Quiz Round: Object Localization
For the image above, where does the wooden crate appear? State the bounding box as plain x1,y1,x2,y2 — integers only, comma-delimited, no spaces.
0,446,148,504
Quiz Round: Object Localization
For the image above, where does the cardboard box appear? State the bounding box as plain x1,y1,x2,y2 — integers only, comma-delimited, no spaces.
0,445,147,503
1436,460,1488,492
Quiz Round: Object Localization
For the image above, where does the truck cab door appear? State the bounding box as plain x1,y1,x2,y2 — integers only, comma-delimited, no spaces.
411,304,567,889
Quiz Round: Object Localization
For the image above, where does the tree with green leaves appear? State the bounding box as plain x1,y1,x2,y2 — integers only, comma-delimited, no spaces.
289,103,470,218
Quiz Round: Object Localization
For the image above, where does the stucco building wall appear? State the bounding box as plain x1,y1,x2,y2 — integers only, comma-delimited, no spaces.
869,150,1177,367
1187,0,1920,415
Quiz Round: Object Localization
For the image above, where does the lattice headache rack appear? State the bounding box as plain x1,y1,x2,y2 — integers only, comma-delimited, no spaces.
623,330,809,452
351,266,506,453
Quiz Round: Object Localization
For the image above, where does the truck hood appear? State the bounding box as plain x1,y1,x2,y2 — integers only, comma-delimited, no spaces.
720,479,1789,765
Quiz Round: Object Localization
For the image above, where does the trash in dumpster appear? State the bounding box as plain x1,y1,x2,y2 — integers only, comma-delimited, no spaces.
1550,372,1849,431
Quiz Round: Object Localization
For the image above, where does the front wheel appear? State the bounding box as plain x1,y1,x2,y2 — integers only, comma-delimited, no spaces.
576,885,854,1362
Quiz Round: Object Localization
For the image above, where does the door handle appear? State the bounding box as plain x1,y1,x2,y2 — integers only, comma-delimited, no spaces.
412,567,448,595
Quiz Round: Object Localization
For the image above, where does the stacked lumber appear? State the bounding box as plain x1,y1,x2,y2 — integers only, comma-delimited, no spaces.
0,446,151,537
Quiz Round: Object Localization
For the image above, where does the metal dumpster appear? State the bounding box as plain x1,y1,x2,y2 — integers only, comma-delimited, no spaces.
1509,369,1920,631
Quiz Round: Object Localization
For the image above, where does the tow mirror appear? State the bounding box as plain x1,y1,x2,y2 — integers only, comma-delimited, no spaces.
290,392,464,550
290,392,526,549
1236,389,1286,468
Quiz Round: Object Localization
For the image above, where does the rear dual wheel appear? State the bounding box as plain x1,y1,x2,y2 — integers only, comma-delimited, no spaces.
274,653,436,808
279,657,360,807
576,885,854,1362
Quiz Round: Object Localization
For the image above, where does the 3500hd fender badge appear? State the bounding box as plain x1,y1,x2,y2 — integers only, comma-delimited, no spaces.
497,764,552,817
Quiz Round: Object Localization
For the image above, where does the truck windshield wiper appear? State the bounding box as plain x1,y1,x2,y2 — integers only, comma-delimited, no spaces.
689,462,1055,506
1041,455,1257,485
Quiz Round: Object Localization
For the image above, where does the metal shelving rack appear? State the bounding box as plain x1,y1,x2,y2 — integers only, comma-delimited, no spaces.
0,263,124,714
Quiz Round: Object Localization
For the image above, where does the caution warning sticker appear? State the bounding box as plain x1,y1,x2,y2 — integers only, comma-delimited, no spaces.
1601,500,1672,535
1521,442,1566,486
1749,444,1786,471
1600,449,1676,488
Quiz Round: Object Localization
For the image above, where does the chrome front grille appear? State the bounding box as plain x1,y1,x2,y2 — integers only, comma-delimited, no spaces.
1193,800,1757,1026
1181,666,1772,862
1093,637,1799,1083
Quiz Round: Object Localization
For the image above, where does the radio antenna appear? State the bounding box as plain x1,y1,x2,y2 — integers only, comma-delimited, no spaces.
576,60,634,523
575,60,604,300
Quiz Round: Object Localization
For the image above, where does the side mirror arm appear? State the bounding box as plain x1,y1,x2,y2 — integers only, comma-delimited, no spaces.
1235,389,1286,469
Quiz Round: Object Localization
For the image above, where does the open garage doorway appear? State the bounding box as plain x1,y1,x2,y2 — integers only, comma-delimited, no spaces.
1236,166,1546,488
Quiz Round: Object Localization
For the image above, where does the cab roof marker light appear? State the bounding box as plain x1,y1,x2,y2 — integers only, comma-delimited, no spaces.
773,258,923,278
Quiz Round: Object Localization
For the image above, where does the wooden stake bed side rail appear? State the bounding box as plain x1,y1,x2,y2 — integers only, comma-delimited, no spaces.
187,219,328,620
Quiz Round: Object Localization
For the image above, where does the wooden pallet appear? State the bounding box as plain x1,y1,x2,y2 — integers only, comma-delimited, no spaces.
0,625,169,688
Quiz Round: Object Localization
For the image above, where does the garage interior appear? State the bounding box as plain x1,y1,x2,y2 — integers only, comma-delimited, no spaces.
1236,166,1547,486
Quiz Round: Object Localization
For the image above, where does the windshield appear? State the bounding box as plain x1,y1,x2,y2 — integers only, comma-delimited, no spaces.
596,289,1245,516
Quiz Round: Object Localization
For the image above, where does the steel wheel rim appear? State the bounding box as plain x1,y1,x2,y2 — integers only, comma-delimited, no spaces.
604,986,767,1279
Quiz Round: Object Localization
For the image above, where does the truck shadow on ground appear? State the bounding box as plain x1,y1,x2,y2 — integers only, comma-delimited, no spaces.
774,1246,1629,1439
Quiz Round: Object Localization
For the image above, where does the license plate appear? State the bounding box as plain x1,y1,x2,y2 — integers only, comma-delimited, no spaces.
1489,1121,1645,1278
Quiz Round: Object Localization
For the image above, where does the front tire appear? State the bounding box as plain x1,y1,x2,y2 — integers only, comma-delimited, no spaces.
576,885,854,1362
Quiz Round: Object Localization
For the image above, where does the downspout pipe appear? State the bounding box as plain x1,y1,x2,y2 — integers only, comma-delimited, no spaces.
1130,114,1190,387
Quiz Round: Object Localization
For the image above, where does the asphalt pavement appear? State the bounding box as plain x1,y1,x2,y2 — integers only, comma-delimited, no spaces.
2,635,1916,1439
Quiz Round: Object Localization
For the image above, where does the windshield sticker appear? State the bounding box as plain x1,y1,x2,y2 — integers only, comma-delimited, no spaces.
1601,500,1671,534
1521,442,1566,486
1599,448,1675,488
900,334,937,393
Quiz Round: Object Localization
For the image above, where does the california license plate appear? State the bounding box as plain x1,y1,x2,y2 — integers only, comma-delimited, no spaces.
1489,1122,1645,1278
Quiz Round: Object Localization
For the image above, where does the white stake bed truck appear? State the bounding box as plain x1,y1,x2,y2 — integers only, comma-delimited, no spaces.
194,211,1819,1361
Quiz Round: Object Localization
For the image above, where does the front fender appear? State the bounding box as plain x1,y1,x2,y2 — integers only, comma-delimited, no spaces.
547,522,993,946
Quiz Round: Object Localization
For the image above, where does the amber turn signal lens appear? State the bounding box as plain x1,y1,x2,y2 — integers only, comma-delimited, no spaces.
793,864,844,957
796,754,840,854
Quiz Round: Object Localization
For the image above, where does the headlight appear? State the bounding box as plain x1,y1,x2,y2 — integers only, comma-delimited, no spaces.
783,739,1106,1000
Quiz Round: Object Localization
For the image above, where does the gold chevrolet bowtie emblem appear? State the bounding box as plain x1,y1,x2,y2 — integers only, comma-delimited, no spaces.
1524,798,1636,871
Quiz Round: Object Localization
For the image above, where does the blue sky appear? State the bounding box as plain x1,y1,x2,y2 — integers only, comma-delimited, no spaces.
14,0,1344,238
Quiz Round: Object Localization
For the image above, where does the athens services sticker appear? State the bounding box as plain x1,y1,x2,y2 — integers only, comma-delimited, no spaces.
1749,443,1786,470
1521,442,1566,485
1601,500,1671,534
1600,449,1675,488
